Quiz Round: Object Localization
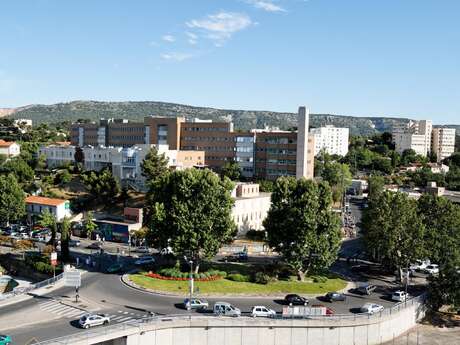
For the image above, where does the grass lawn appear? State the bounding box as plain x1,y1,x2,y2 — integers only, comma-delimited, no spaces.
129,274,347,296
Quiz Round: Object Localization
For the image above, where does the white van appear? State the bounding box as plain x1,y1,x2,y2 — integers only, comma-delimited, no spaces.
213,302,241,317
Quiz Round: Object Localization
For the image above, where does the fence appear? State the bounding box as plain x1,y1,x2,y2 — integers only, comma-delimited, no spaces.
0,272,64,302
34,295,426,345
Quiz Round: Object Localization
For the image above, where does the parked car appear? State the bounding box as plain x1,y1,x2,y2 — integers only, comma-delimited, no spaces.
360,303,384,314
284,294,309,305
424,264,439,275
134,246,150,254
78,314,111,329
69,239,81,247
250,306,276,318
391,290,409,302
106,263,123,273
355,284,377,295
134,256,155,266
324,292,346,302
183,298,209,310
409,260,430,272
213,302,241,317
87,242,102,250
0,335,12,345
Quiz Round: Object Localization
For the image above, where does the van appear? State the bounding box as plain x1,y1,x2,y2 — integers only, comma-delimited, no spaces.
213,302,241,317
355,284,376,295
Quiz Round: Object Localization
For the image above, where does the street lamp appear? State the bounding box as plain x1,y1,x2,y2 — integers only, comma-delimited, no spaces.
184,256,194,315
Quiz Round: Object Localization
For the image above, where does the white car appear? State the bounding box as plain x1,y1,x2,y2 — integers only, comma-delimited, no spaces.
391,290,409,302
360,303,384,314
183,298,209,310
424,264,439,275
409,260,430,272
78,314,111,329
134,256,155,266
251,306,276,318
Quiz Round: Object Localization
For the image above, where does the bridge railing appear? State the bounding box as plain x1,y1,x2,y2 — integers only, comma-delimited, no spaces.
0,272,64,302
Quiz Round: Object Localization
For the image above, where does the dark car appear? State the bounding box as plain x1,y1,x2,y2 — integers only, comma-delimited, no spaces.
355,284,377,295
324,292,346,302
285,294,309,305
87,242,102,250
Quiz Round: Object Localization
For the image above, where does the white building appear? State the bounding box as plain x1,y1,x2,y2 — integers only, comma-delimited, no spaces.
393,120,433,156
231,183,271,235
25,196,72,222
38,144,204,187
0,140,20,157
310,125,349,156
432,128,456,162
14,119,32,133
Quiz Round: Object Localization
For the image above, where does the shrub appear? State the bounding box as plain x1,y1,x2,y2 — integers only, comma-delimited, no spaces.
312,276,327,283
227,273,250,282
218,271,227,278
199,273,207,279
254,272,270,285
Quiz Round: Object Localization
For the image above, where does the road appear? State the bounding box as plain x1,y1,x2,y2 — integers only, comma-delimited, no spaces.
0,196,412,344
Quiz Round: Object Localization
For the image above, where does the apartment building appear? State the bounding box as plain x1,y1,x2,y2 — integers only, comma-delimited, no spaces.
70,106,315,180
393,120,456,161
432,128,456,162
38,144,204,186
310,125,349,156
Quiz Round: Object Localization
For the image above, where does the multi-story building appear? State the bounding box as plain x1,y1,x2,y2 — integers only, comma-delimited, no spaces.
38,144,204,187
393,120,456,161
393,120,433,156
432,128,456,162
25,196,72,222
310,125,349,156
70,106,315,181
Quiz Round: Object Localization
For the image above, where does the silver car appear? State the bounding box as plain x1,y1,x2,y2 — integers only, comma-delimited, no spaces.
78,314,111,329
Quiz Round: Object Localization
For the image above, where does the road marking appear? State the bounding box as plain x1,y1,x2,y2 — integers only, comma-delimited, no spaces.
118,316,134,322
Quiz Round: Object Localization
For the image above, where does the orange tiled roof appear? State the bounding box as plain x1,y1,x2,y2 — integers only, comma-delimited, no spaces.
25,196,67,207
0,139,15,147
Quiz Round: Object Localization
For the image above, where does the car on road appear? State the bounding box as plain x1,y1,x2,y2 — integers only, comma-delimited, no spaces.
87,242,102,250
324,292,346,302
409,260,430,272
183,298,209,310
213,302,241,317
133,246,150,254
355,284,377,295
134,256,155,266
360,303,384,314
284,294,309,305
250,306,276,318
78,314,111,329
391,290,409,302
0,335,12,345
69,239,81,247
106,263,124,273
423,264,439,275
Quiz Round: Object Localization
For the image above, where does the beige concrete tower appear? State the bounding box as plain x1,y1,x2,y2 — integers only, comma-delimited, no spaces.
296,106,310,179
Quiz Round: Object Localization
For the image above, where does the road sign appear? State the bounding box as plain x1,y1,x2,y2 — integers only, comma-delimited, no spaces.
64,270,81,287
50,252,58,267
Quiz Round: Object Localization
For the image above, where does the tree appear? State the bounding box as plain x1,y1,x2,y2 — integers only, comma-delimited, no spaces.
59,217,71,262
84,211,97,239
13,239,34,260
363,191,425,280
220,160,241,181
38,209,57,246
0,174,26,226
55,170,72,185
367,175,385,202
2,158,34,184
81,168,120,203
146,168,236,272
321,162,352,203
263,177,342,281
141,146,169,185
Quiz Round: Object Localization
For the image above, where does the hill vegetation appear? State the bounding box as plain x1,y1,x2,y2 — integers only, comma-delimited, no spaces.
7,100,416,136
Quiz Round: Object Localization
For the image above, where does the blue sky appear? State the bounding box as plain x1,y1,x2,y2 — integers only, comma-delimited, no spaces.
0,0,459,124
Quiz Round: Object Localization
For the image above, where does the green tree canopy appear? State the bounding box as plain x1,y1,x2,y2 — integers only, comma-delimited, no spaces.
81,168,120,203
146,168,236,272
321,161,352,203
141,146,170,185
59,217,71,261
263,177,342,281
84,211,97,239
220,160,241,181
0,174,26,226
1,158,34,184
38,208,57,245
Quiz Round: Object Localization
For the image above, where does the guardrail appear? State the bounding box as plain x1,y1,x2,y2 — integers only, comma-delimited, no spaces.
0,272,64,302
33,295,426,345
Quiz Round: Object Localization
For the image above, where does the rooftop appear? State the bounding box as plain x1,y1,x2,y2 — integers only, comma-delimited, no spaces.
25,196,68,206
0,139,16,147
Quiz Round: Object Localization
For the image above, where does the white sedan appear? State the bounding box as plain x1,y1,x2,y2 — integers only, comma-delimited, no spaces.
391,290,409,302
424,264,439,275
360,303,384,314
134,256,155,266
251,306,276,318
78,314,111,329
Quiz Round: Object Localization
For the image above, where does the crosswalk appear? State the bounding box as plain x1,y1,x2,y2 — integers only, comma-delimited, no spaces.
37,299,148,324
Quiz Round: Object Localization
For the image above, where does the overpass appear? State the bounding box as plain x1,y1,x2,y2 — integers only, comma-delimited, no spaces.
34,296,425,345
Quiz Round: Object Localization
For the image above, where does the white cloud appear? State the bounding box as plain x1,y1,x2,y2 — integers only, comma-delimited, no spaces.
186,12,252,44
161,52,194,62
247,0,286,12
186,32,198,45
162,35,176,43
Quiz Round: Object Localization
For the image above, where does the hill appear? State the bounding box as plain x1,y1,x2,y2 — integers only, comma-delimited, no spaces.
6,100,416,136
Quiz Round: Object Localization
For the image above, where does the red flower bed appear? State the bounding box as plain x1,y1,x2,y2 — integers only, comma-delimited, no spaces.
145,272,223,282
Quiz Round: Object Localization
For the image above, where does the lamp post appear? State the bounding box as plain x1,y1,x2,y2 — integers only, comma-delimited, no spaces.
184,256,194,315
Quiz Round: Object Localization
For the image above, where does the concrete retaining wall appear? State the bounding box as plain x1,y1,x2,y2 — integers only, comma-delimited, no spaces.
57,299,426,345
